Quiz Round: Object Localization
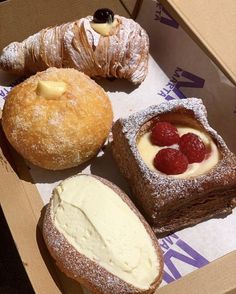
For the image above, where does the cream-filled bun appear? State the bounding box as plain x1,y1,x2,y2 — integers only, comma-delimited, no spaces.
2,68,113,170
43,174,163,294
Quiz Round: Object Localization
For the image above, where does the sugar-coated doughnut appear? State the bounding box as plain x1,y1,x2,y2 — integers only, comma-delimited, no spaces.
2,68,113,170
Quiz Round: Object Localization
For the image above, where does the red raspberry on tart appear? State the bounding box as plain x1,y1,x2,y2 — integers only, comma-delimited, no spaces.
151,122,179,146
154,148,188,175
179,133,206,163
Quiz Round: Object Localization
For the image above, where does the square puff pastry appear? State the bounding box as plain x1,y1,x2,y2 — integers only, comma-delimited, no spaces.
112,98,236,236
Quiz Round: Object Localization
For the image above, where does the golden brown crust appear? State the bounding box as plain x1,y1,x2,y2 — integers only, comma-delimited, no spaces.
112,98,236,236
0,16,149,84
2,68,113,170
42,174,163,294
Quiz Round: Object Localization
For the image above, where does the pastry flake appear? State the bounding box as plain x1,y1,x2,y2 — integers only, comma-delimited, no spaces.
0,9,149,84
112,98,236,236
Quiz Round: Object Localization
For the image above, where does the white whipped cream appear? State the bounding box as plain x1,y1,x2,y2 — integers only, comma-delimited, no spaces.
137,126,220,178
52,175,159,289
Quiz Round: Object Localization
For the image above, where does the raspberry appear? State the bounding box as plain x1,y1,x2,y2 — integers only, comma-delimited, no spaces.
154,148,188,175
151,122,180,146
179,133,206,163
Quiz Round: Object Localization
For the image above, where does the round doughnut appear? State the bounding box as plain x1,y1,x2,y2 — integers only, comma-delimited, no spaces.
2,68,113,170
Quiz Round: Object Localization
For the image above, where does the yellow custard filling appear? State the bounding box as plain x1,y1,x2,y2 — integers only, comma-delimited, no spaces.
137,126,220,178
90,19,119,36
36,80,67,99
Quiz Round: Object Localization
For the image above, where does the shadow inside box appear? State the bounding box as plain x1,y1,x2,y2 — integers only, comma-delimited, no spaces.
149,24,236,153
93,76,138,94
0,121,21,175
0,206,35,294
89,143,131,196
0,119,132,193
0,70,27,88
26,157,94,184
0,68,138,94
22,142,132,197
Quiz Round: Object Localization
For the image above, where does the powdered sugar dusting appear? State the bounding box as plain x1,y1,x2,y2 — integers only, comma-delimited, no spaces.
2,68,113,170
112,98,236,235
42,175,163,294
0,15,149,84
33,105,45,118
48,112,63,126
0,42,25,73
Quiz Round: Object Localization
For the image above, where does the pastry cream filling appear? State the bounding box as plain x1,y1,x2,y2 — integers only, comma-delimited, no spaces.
36,81,67,99
90,19,118,36
138,126,220,178
53,175,159,290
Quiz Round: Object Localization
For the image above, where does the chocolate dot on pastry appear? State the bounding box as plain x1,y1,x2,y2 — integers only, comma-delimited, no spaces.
93,8,114,23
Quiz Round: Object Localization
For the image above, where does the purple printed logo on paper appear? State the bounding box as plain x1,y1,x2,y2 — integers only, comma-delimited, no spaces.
160,234,209,284
0,86,11,100
158,67,205,101
0,78,24,100
154,1,179,29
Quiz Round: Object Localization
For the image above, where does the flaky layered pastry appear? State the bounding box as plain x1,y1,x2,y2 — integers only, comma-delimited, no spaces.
0,14,149,84
112,98,236,236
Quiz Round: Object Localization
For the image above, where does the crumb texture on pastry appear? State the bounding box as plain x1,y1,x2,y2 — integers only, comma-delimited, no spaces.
2,68,113,170
0,16,149,84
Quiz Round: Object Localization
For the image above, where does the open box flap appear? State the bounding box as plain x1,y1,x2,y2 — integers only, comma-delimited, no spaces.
158,250,236,294
160,0,236,85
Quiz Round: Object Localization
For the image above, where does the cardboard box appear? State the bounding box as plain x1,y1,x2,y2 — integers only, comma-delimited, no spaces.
0,0,236,293
160,0,236,85
0,0,140,50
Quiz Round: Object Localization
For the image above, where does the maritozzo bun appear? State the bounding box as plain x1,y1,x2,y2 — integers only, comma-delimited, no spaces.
2,67,113,170
43,174,163,294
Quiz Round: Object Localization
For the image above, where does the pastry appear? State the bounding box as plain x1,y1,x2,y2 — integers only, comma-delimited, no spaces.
43,174,163,294
112,98,236,236
0,8,149,84
2,67,113,170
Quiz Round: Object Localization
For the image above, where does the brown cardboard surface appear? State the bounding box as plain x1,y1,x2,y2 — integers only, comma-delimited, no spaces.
0,126,85,294
0,117,61,293
158,251,236,294
0,0,137,50
160,0,236,85
0,0,236,293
